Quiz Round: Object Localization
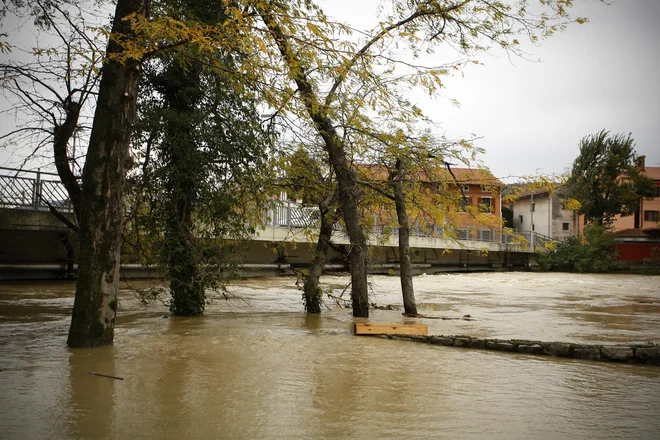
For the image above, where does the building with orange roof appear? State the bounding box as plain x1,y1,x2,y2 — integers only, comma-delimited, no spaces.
356,164,504,241
609,156,660,265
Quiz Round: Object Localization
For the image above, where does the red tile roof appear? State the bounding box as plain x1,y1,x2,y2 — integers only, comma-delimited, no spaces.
612,229,650,238
643,167,660,181
356,164,503,186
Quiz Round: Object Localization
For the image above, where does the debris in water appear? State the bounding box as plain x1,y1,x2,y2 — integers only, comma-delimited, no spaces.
88,372,124,380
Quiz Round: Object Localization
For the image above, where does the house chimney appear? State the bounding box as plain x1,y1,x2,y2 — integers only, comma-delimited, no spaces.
637,155,646,171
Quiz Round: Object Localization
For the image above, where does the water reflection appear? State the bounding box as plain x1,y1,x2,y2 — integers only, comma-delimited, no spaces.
66,348,117,440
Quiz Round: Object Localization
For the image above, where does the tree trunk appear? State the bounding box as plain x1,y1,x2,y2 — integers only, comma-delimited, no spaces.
303,206,334,313
167,188,205,316
61,232,76,280
258,8,369,317
334,160,370,318
158,61,206,317
66,0,147,348
393,159,417,315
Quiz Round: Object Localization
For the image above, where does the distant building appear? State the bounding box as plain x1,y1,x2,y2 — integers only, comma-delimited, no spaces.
358,165,504,241
612,156,660,231
507,186,583,241
611,228,660,266
610,156,660,265
447,168,503,241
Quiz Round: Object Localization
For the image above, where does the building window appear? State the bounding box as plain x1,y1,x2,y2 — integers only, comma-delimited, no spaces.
479,197,492,213
461,185,470,192
479,229,492,242
457,229,468,240
519,215,523,224
654,187,660,198
562,222,570,231
644,210,660,222
459,196,470,210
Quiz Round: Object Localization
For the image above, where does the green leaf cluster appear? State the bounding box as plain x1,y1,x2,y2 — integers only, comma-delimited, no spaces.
537,224,617,273
565,130,655,225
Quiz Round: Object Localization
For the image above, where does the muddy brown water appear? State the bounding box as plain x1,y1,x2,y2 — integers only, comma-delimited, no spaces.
1,272,659,439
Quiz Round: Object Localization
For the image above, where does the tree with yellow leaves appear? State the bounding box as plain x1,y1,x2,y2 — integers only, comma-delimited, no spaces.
2,0,593,338
225,0,588,317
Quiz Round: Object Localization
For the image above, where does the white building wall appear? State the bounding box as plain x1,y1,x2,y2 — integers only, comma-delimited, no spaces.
551,193,580,239
513,192,580,240
512,193,552,237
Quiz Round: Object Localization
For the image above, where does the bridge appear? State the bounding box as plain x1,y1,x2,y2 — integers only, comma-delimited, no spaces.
0,167,543,280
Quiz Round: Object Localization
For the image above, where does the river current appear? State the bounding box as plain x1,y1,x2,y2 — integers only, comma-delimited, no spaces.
1,272,659,439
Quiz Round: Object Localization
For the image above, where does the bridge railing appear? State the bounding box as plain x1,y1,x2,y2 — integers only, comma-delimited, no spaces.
264,201,549,247
0,167,73,212
264,202,326,229
0,170,549,249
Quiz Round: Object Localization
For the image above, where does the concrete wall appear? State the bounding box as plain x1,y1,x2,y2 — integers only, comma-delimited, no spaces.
384,334,660,366
0,209,76,279
550,193,582,240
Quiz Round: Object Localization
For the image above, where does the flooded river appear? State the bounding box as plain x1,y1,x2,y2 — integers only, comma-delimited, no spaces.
1,272,659,439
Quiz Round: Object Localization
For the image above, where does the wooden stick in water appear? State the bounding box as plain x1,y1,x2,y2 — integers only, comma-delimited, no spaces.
88,372,124,380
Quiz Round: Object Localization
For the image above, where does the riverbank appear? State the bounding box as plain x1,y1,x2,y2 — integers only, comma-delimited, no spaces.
377,334,660,366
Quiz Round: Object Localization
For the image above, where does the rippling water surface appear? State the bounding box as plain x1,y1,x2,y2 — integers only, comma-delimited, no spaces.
1,272,659,439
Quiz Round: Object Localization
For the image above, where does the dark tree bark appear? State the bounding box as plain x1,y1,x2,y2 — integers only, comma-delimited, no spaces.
167,208,204,316
303,203,336,313
61,232,76,280
258,7,369,317
327,143,370,317
392,159,417,315
53,99,83,218
67,0,147,347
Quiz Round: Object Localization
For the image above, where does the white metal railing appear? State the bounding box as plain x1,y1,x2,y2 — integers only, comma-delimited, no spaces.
263,201,548,246
0,169,548,248
0,167,73,212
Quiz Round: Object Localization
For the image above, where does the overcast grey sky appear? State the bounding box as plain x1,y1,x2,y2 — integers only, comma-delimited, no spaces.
1,0,658,181
320,0,660,181
438,0,660,180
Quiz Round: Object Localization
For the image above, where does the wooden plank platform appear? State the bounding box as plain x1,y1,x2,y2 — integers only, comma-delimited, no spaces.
354,323,428,336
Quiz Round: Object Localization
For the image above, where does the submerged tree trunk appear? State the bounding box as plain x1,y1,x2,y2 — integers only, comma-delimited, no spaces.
322,138,369,317
259,9,369,317
159,61,206,316
67,0,147,348
393,159,417,315
303,205,335,313
166,183,205,316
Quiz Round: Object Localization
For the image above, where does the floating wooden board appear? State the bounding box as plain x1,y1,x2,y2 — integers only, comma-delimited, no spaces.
354,323,428,336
